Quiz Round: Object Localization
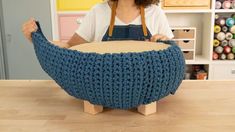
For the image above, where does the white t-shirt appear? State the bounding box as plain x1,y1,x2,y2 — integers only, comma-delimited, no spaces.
76,2,174,42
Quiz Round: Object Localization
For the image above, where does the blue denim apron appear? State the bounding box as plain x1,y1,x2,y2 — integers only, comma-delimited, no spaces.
102,2,152,41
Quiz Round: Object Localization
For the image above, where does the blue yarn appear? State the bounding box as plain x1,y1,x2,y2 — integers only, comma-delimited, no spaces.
31,22,185,109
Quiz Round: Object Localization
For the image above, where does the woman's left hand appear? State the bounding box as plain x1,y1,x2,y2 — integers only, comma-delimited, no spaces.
150,34,169,42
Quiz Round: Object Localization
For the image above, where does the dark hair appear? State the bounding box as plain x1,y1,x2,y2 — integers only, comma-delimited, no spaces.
109,0,160,7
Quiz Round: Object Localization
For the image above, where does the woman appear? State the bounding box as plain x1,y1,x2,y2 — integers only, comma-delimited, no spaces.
22,0,173,48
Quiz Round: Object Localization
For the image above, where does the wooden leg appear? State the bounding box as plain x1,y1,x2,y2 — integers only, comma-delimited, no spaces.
83,101,103,115
137,101,157,116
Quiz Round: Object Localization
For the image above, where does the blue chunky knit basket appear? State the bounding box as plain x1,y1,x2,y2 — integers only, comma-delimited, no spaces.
31,23,185,109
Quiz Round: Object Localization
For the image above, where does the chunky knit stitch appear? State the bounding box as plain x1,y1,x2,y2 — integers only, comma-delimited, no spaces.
31,23,185,109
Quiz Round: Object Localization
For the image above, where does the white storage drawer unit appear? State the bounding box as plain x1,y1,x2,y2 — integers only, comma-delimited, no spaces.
211,64,235,80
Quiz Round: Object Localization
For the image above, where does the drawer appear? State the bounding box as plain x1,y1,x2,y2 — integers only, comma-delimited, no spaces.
172,29,195,39
57,0,102,11
162,0,211,9
175,40,195,49
211,64,235,80
183,51,194,60
58,14,85,40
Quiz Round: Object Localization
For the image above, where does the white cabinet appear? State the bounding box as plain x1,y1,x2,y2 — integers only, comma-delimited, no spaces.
211,64,235,80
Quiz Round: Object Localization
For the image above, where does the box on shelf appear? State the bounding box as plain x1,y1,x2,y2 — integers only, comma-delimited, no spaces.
161,0,211,10
172,28,195,39
183,51,194,60
175,40,195,50
171,27,196,61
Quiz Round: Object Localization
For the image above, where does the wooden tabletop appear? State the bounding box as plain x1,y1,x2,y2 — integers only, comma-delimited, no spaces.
0,80,235,132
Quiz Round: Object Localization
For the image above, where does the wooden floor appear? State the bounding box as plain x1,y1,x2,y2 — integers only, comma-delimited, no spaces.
0,80,235,132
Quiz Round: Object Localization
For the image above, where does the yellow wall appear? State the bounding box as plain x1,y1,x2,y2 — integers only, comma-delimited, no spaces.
57,0,103,11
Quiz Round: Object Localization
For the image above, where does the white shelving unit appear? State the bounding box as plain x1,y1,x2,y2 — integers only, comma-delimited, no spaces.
161,0,235,80
50,0,235,80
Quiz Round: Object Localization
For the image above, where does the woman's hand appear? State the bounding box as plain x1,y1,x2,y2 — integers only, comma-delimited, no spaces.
22,18,71,48
22,18,87,49
22,18,38,42
150,34,169,42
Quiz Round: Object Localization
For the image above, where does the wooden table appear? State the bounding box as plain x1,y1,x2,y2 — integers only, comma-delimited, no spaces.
0,80,235,132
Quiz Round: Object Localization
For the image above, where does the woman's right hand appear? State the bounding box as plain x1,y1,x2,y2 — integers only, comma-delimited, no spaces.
22,18,87,48
22,18,38,42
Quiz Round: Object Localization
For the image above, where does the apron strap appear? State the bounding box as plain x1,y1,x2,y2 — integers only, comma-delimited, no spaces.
140,6,148,37
108,1,148,37
109,1,118,37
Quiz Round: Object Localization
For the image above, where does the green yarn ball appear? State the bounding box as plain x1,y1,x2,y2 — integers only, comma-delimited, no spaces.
232,47,235,53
